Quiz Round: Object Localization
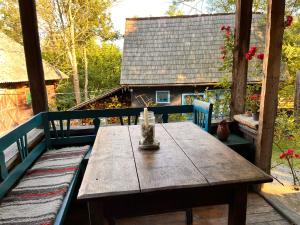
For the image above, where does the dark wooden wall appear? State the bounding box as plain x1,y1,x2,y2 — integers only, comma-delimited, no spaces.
130,86,210,107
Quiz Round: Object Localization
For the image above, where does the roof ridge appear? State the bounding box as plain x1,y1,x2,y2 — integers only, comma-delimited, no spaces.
125,12,263,21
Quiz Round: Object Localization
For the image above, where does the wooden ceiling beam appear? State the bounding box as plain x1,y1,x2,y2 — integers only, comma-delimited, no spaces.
230,0,253,117
256,0,286,174
18,0,48,114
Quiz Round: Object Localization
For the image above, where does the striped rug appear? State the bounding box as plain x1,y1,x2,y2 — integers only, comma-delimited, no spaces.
0,145,89,225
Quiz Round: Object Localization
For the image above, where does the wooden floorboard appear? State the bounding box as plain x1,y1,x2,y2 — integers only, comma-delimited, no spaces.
65,193,291,225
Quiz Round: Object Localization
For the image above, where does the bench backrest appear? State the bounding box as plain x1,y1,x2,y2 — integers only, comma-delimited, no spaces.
47,105,193,147
193,99,213,133
0,113,47,199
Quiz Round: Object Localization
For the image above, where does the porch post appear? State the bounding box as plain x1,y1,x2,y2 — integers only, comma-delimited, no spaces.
230,0,253,117
256,0,285,174
18,0,48,114
295,71,300,122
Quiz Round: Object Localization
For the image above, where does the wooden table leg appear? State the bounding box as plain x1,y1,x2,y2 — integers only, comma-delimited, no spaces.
228,185,248,225
88,200,105,225
186,208,193,225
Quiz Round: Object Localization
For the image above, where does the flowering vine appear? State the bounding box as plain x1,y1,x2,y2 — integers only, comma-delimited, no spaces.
285,15,293,27
219,25,234,72
256,53,264,60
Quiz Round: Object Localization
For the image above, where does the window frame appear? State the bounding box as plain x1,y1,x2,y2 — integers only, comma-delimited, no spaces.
155,90,171,104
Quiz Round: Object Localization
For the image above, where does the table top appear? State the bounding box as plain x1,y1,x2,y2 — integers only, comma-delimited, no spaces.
78,122,271,200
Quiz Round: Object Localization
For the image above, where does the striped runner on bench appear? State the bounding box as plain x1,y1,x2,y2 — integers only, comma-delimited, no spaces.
0,145,89,225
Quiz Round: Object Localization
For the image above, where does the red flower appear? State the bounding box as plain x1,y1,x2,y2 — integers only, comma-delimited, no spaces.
225,30,231,38
245,53,252,60
286,149,295,155
250,94,260,101
221,25,231,33
280,153,287,159
221,48,226,54
295,153,300,159
257,53,264,60
249,46,257,56
285,15,293,27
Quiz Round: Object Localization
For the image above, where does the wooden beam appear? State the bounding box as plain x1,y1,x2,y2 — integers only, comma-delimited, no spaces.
230,0,253,117
295,71,300,122
18,0,48,114
256,0,285,174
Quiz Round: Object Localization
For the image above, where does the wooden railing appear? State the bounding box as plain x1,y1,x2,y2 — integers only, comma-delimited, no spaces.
47,105,193,147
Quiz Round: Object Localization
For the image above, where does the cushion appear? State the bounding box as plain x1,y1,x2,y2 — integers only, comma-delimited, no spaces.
0,145,89,225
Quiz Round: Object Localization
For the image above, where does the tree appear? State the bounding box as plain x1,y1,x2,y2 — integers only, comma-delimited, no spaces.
37,0,117,104
0,0,23,43
55,40,122,110
0,0,119,106
169,0,299,14
78,41,121,94
166,1,184,16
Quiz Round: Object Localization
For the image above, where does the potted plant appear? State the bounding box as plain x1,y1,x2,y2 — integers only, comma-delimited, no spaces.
249,93,260,121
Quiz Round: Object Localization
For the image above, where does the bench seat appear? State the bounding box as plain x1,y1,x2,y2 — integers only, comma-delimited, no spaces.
0,145,89,225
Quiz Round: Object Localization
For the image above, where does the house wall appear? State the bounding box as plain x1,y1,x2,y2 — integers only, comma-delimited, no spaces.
0,82,57,135
130,86,210,107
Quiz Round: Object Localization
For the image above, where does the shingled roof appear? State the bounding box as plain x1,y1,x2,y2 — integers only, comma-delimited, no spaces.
0,32,68,84
121,13,264,86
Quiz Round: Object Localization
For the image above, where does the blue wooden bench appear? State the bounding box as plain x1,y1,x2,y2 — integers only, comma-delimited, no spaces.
0,106,194,225
0,113,93,225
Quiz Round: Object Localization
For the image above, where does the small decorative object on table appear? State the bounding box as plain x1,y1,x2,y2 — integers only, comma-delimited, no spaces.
217,120,230,141
138,108,160,150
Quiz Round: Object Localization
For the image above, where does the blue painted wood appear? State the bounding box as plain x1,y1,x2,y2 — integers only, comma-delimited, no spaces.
66,119,71,137
48,105,193,120
0,152,8,181
162,113,169,123
59,120,64,138
93,118,100,133
0,140,46,199
43,112,51,149
50,135,96,147
0,113,44,152
51,120,58,138
193,100,213,132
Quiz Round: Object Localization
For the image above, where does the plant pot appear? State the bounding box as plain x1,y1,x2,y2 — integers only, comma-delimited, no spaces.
252,112,259,121
217,120,230,141
245,110,252,117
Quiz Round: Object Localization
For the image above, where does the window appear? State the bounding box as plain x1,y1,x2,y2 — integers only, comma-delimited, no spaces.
181,93,204,105
156,91,170,104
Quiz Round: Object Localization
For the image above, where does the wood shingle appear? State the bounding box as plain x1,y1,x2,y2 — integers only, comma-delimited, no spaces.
121,13,264,86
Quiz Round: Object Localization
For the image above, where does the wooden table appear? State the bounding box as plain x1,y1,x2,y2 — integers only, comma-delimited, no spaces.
78,122,272,225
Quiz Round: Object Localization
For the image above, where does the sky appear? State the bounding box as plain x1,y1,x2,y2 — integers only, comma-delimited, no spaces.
110,0,208,49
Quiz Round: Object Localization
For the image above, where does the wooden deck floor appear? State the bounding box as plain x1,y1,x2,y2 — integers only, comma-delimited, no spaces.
66,193,291,225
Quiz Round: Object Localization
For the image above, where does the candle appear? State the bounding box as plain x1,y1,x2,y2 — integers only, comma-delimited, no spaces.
144,107,149,126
